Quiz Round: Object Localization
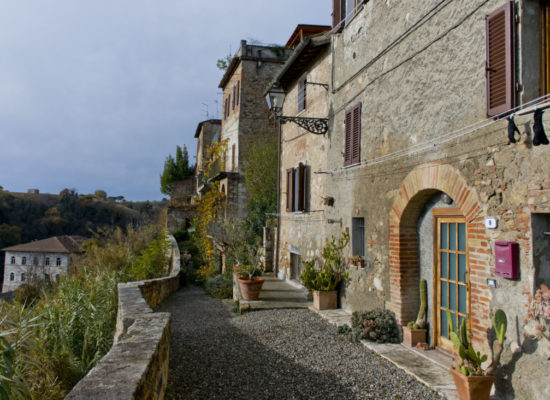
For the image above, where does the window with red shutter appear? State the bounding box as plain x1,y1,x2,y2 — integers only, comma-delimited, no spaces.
485,2,515,117
344,104,361,166
298,78,307,113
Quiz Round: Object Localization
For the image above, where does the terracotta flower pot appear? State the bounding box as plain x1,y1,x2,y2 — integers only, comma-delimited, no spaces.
237,277,265,300
313,290,338,310
450,368,495,400
402,326,427,347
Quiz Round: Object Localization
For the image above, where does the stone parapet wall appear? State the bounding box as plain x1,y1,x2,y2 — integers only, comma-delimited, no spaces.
66,235,181,400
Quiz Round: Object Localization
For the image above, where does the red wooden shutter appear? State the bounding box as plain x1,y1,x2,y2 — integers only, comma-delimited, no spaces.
332,0,344,28
344,108,352,166
352,103,361,164
286,168,293,211
298,163,306,211
485,2,515,117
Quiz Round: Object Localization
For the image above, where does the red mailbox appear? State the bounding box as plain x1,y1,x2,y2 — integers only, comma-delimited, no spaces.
494,241,519,279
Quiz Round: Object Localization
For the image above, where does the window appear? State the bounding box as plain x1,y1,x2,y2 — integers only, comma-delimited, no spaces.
352,218,365,258
332,0,366,28
233,81,240,109
298,78,307,113
485,2,515,117
21,273,25,282
9,273,14,281
56,257,62,266
33,257,38,266
45,257,50,266
286,163,308,212
22,256,26,265
231,144,236,171
344,103,361,166
10,256,15,264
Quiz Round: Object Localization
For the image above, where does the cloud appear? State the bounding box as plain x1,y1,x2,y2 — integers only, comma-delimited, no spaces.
0,0,330,200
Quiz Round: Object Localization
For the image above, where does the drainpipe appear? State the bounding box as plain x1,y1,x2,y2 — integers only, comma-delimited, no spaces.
275,117,282,277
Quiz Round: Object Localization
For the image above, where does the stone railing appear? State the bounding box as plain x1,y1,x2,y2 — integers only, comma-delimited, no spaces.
66,235,180,400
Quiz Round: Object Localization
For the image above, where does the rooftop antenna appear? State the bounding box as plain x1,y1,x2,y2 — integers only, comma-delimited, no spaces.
201,103,209,119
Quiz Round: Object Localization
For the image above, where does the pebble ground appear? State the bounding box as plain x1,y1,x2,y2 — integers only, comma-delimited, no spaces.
158,286,445,400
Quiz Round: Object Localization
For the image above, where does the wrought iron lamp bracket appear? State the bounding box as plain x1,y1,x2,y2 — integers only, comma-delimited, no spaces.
279,115,329,135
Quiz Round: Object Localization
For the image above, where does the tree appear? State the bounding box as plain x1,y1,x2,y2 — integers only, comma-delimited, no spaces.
160,145,195,195
216,55,233,71
0,224,22,248
94,190,107,200
242,135,278,237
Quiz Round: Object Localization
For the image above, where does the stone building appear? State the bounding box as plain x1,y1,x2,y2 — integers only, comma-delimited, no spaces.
194,119,221,198
215,40,290,220
269,34,332,284
271,1,550,398
2,235,84,293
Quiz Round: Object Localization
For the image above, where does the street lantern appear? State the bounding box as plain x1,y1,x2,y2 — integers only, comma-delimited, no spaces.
265,82,329,135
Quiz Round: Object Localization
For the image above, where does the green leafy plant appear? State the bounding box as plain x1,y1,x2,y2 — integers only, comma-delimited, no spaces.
337,324,352,335
300,233,349,292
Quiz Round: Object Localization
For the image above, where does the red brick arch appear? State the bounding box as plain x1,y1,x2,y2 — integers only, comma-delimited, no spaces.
388,162,491,344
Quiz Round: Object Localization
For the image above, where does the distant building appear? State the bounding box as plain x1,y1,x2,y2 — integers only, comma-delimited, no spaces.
2,235,85,293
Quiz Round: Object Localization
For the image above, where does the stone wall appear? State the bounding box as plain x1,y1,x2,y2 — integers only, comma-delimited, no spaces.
277,47,330,283
321,1,550,398
66,235,181,400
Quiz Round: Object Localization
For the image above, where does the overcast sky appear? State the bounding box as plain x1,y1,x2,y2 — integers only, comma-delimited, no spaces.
0,1,330,201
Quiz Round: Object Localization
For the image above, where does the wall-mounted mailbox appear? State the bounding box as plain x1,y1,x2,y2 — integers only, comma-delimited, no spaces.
495,241,519,279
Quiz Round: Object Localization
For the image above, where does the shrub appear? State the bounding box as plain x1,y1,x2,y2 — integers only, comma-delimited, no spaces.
350,309,400,343
195,264,218,285
204,275,233,299
0,224,169,399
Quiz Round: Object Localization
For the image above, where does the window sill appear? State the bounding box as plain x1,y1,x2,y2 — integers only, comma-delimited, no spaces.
343,162,361,169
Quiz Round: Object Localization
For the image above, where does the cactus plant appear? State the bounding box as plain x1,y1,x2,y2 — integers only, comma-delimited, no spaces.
447,308,507,377
447,309,487,376
486,309,507,375
415,279,427,329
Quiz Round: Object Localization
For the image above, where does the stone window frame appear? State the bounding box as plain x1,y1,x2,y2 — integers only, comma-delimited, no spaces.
22,256,27,265
9,272,14,281
45,257,50,266
351,217,365,258
10,256,15,264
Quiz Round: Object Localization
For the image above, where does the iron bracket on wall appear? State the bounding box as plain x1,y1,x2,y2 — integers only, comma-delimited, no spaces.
279,116,329,135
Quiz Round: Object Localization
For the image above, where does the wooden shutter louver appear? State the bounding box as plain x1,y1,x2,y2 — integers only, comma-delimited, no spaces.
344,109,352,165
298,163,306,211
352,103,361,164
286,168,293,211
332,0,342,28
485,2,515,117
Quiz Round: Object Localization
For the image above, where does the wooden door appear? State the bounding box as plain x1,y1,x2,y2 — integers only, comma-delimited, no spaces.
433,209,470,351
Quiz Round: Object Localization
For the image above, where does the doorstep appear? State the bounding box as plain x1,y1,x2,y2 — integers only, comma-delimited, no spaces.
309,307,458,400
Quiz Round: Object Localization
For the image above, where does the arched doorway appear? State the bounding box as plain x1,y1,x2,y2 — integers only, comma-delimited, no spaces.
388,162,492,349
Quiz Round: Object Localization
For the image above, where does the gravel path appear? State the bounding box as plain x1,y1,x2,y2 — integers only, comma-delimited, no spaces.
158,286,444,400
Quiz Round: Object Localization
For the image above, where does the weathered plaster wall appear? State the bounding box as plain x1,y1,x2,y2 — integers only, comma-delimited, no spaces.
324,1,550,398
66,235,181,400
278,49,330,284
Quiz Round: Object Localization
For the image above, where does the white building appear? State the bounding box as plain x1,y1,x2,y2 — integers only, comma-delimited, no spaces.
2,235,84,293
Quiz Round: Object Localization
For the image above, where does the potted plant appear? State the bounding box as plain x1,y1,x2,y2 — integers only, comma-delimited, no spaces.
447,308,507,400
235,264,264,300
300,233,349,310
403,279,428,346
